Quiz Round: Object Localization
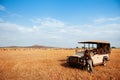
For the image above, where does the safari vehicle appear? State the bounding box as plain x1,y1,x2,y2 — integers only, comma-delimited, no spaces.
67,40,111,73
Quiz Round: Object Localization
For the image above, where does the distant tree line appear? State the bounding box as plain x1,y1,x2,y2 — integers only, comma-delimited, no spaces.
111,46,116,49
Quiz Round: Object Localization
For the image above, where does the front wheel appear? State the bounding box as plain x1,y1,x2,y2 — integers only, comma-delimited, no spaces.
86,64,91,71
86,60,94,73
103,59,107,66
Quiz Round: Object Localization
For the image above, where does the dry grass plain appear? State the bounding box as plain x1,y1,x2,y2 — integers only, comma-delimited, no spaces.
0,48,120,80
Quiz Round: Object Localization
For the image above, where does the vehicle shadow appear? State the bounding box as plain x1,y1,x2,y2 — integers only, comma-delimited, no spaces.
58,59,69,67
58,59,84,70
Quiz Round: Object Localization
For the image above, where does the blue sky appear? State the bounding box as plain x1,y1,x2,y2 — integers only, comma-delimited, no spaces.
0,0,120,48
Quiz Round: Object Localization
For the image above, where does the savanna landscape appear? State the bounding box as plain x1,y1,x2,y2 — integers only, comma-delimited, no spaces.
0,0,120,80
0,48,120,80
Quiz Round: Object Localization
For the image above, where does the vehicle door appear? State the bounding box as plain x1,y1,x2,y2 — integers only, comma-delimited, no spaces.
91,54,103,65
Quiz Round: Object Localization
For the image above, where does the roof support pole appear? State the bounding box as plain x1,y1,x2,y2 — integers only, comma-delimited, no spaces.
84,43,85,50
88,44,90,49
92,44,94,48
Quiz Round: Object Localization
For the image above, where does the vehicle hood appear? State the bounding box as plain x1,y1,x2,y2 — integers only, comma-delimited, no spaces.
70,53,84,58
71,54,82,57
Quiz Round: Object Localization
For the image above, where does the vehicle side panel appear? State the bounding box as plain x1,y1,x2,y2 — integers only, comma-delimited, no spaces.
92,54,109,65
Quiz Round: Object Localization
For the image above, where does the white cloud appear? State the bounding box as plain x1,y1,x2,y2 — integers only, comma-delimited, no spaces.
18,27,34,33
94,18,106,23
0,22,40,33
107,17,120,21
0,18,4,23
0,22,19,31
65,27,82,35
0,22,43,46
94,17,120,23
59,29,67,33
31,17,65,27
0,17,120,47
48,35,60,39
0,5,5,11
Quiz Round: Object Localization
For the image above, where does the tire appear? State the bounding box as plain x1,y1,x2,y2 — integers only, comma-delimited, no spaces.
86,64,91,71
103,59,107,66
86,60,94,73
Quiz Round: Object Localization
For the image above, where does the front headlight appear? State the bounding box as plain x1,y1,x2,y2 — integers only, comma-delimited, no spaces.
79,58,86,62
79,58,83,62
80,59,83,61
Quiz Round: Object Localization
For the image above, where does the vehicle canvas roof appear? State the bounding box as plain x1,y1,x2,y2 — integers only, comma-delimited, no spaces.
78,40,110,44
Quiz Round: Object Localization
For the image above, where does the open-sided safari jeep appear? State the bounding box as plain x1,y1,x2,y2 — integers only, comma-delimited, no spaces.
67,40,111,73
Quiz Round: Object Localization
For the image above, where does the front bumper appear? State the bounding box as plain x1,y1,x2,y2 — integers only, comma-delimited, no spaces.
67,57,86,66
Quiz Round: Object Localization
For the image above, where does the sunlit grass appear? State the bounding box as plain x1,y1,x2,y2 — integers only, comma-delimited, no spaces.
0,48,119,80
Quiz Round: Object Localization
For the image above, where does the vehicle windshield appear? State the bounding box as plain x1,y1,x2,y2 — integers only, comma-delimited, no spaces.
76,52,84,56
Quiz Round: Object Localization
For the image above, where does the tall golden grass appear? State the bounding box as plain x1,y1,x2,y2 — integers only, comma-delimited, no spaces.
0,48,120,80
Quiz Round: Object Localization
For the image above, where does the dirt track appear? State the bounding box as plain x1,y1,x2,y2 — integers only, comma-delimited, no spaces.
0,48,120,80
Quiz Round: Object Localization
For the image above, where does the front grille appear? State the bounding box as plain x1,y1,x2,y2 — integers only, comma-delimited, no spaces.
69,57,78,63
